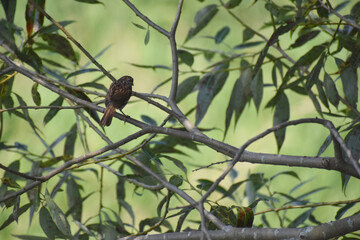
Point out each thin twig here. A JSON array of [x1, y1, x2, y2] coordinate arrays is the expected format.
[[121, 0, 170, 37], [27, 0, 117, 82]]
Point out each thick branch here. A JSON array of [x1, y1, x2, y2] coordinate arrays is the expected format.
[[126, 213, 360, 240]]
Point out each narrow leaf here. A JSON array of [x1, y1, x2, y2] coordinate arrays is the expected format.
[[176, 76, 200, 103], [250, 69, 263, 111], [324, 74, 339, 108], [273, 93, 289, 151], [45, 192, 71, 236], [31, 83, 41, 106], [336, 58, 358, 108], [43, 96, 64, 125], [186, 4, 218, 42], [64, 124, 77, 158], [215, 26, 230, 44]]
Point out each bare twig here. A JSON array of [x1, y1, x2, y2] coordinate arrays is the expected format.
[[0, 163, 40, 181], [121, 0, 170, 37], [27, 0, 117, 82]]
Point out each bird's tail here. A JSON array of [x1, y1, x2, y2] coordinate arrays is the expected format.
[[99, 105, 116, 126]]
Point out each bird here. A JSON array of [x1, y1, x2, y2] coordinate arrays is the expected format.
[[99, 76, 133, 126]]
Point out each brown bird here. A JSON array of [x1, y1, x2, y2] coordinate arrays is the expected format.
[[99, 76, 133, 126]]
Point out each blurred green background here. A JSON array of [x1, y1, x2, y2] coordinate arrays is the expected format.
[[1, 0, 359, 238]]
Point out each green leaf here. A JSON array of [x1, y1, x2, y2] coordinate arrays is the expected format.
[[41, 33, 77, 62], [270, 171, 300, 181], [250, 69, 263, 112], [308, 89, 323, 117], [37, 20, 74, 35], [66, 88, 100, 123], [316, 81, 329, 109], [196, 62, 229, 125], [176, 76, 200, 103], [243, 28, 255, 42], [178, 49, 194, 67], [224, 0, 242, 9], [288, 209, 315, 228], [323, 74, 339, 108], [186, 4, 218, 42], [45, 191, 72, 237], [31, 83, 41, 106], [12, 235, 48, 240], [66, 68, 100, 79], [0, 203, 32, 230], [144, 27, 150, 45], [336, 58, 358, 108], [169, 175, 183, 187], [39, 207, 66, 240], [273, 93, 289, 151], [284, 44, 326, 82], [0, 19, 17, 50], [306, 53, 325, 90], [225, 62, 252, 136], [317, 134, 332, 157], [25, 0, 45, 37], [290, 30, 320, 49], [66, 178, 82, 221], [233, 41, 263, 50], [132, 22, 146, 30], [1, 0, 16, 23], [215, 26, 230, 44], [343, 125, 360, 164], [64, 124, 77, 158], [197, 179, 227, 195], [43, 96, 64, 125], [74, 0, 103, 4], [162, 155, 187, 174], [335, 202, 356, 220], [141, 115, 157, 126], [20, 47, 43, 72]]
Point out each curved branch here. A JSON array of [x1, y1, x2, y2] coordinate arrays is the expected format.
[[121, 0, 170, 37]]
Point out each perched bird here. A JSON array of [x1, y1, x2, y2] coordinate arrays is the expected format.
[[99, 76, 133, 126]]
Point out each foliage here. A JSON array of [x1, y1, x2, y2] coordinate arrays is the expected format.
[[1, 0, 360, 239]]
